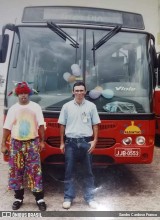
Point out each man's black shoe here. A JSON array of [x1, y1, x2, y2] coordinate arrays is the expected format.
[[36, 201, 47, 211], [12, 200, 23, 210]]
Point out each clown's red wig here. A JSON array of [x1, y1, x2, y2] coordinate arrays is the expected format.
[[15, 82, 31, 95]]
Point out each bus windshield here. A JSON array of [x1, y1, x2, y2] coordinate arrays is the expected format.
[[6, 26, 151, 113]]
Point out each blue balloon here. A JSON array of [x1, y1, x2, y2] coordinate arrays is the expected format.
[[102, 89, 114, 99]]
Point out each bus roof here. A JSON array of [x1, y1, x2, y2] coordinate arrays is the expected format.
[[22, 6, 144, 30]]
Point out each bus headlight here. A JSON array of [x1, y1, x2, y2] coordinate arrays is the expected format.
[[136, 136, 145, 145], [122, 137, 132, 145]]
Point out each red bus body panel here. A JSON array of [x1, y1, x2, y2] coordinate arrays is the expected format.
[[41, 118, 155, 165], [3, 117, 155, 165], [154, 89, 160, 135]]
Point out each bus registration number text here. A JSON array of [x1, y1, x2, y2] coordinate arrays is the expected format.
[[115, 148, 140, 157]]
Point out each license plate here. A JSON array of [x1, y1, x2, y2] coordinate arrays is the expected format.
[[115, 148, 141, 157]]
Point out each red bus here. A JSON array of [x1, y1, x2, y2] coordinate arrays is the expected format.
[[154, 80, 160, 141], [0, 6, 158, 165]]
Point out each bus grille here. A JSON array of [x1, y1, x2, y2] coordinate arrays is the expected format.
[[46, 136, 115, 149], [47, 122, 60, 128], [44, 154, 114, 165], [99, 124, 116, 130], [97, 138, 116, 148], [46, 136, 60, 147]]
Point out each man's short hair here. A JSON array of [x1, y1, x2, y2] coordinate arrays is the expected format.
[[73, 81, 86, 91]]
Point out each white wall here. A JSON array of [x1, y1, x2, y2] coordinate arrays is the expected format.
[[0, 0, 159, 92]]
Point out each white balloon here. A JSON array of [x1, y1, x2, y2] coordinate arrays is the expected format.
[[95, 86, 103, 91], [71, 64, 81, 76], [63, 72, 71, 81], [89, 89, 101, 99]]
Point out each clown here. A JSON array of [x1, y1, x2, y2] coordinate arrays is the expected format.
[[1, 81, 47, 211]]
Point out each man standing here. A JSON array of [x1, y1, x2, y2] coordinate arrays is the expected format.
[[58, 81, 100, 209], [1, 82, 47, 211]]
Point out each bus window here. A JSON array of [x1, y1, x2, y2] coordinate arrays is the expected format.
[[6, 27, 83, 109], [85, 30, 150, 113]]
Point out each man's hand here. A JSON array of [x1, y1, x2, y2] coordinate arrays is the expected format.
[[60, 143, 65, 154], [1, 129, 11, 155], [1, 143, 8, 155], [39, 141, 45, 152], [88, 140, 97, 154]]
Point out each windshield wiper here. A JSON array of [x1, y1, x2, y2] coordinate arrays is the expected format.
[[92, 25, 122, 51], [47, 21, 79, 48]]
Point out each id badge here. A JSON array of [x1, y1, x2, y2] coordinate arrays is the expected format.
[[82, 112, 88, 123]]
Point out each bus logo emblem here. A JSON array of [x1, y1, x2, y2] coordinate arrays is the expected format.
[[124, 121, 141, 134]]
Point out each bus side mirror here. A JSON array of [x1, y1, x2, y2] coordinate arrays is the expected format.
[[150, 46, 158, 69], [0, 34, 9, 63]]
